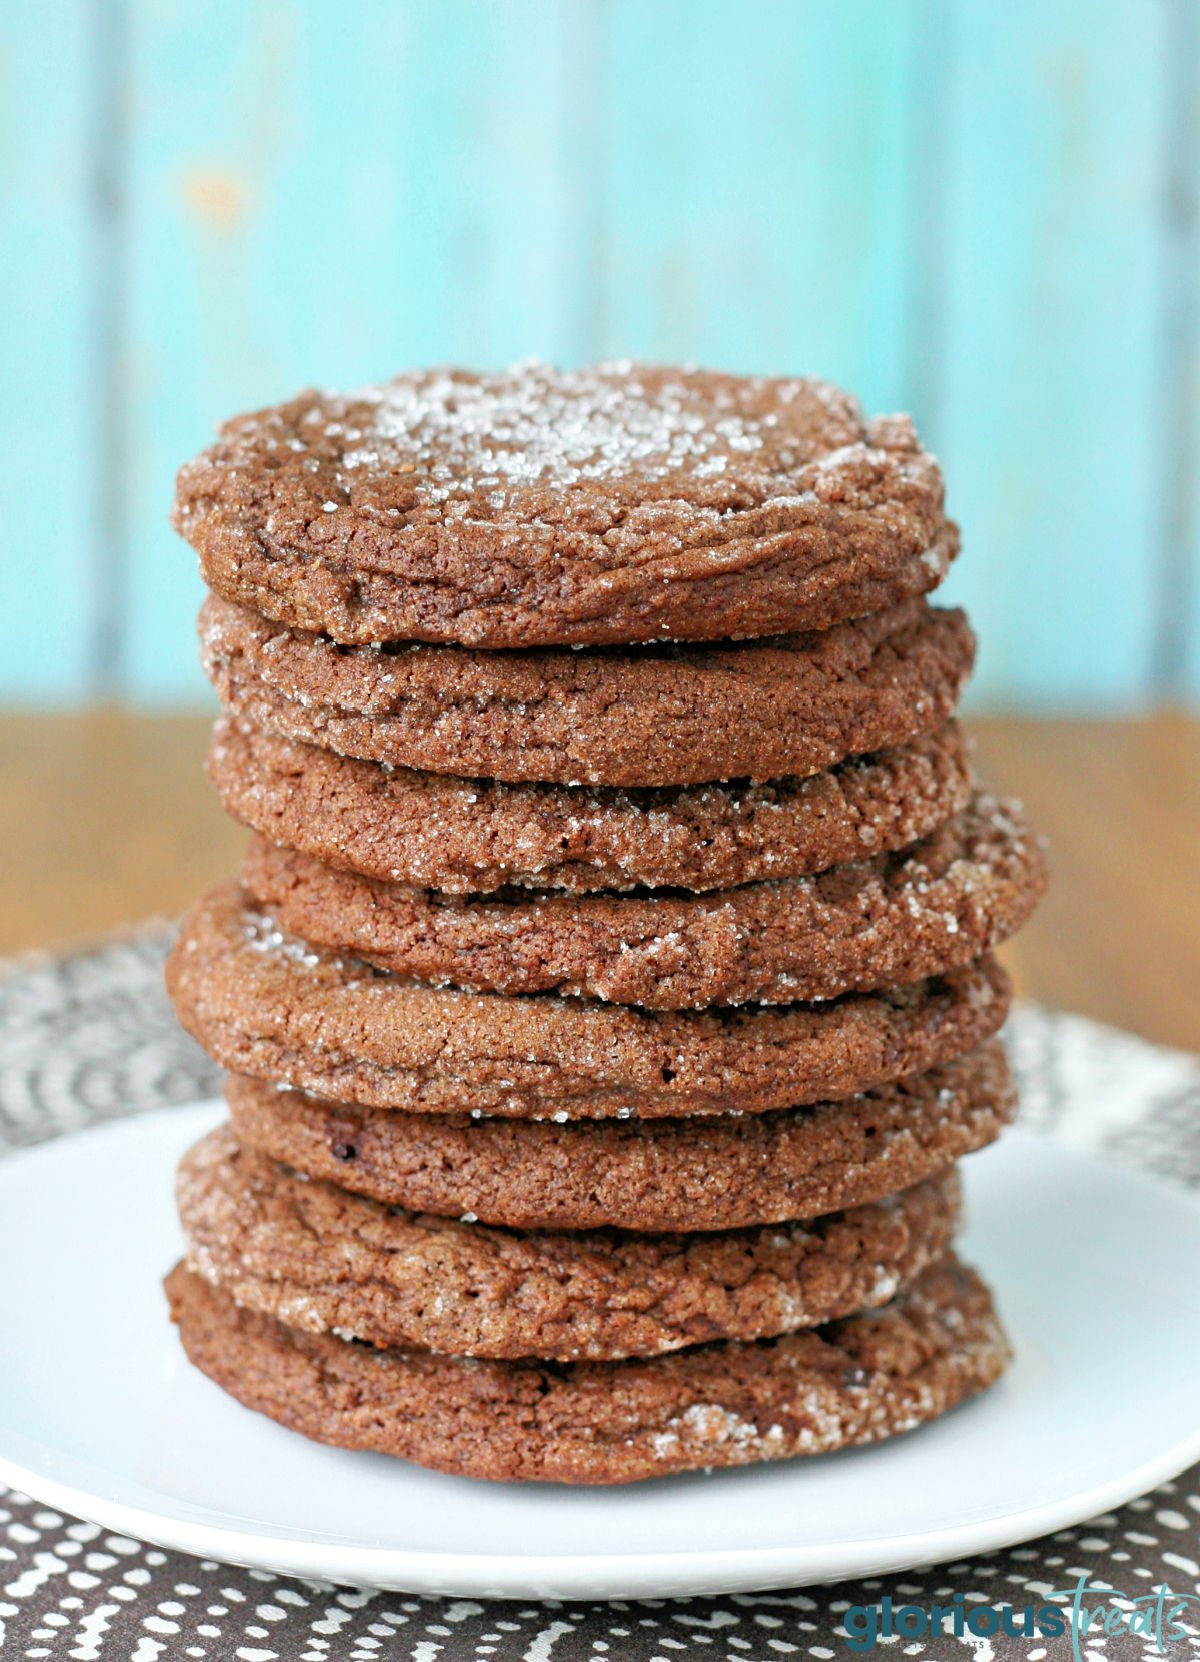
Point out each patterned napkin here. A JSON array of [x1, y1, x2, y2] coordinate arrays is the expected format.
[[1, 928, 1198, 1661]]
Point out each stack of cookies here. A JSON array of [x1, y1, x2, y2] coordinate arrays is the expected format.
[[164, 364, 1047, 1485]]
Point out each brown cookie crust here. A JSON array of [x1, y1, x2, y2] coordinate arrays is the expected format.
[[242, 793, 1047, 1008], [174, 364, 957, 650], [165, 1255, 1010, 1484], [178, 1127, 961, 1362], [226, 1041, 1015, 1231], [209, 716, 974, 895], [200, 594, 974, 787], [165, 885, 1012, 1118]]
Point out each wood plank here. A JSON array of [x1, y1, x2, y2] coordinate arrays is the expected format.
[[0, 707, 244, 957], [973, 713, 1200, 1051], [937, 0, 1168, 710], [1162, 1, 1200, 699], [0, 1, 94, 700], [7, 0, 1197, 714], [0, 711, 1195, 1055], [599, 0, 914, 410], [122, 0, 587, 700]]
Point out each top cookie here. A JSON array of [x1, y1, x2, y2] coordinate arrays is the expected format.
[[173, 363, 957, 648]]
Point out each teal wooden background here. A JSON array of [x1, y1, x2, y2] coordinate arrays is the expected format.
[[2, 0, 1198, 709]]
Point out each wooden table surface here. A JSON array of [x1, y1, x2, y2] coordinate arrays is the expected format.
[[0, 710, 1196, 1054]]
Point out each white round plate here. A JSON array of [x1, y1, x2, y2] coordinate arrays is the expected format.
[[1, 1104, 1199, 1599]]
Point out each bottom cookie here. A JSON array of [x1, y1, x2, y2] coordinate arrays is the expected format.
[[165, 1255, 1009, 1485]]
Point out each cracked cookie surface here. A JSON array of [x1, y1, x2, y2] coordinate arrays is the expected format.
[[165, 1255, 1009, 1484], [178, 1126, 961, 1361], [200, 594, 974, 787], [208, 716, 974, 895], [242, 793, 1047, 1008], [166, 886, 1012, 1118], [225, 1040, 1014, 1231]]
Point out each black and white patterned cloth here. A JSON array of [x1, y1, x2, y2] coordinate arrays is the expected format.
[[1, 928, 1198, 1661]]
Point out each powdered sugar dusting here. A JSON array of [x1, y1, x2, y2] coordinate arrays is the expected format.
[[651, 1402, 789, 1460], [241, 909, 323, 969], [336, 361, 847, 498]]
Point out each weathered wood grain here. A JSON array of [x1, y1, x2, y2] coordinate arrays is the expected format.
[[1, 1, 1197, 706]]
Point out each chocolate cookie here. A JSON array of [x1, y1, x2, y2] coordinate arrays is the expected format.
[[166, 885, 1011, 1118], [200, 594, 974, 787], [174, 363, 958, 650], [225, 1041, 1014, 1231], [178, 1127, 961, 1361], [242, 793, 1046, 1008], [209, 715, 974, 895], [165, 1255, 1009, 1484]]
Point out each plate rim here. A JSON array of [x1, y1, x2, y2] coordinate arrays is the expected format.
[[4, 1426, 1200, 1598]]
